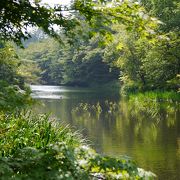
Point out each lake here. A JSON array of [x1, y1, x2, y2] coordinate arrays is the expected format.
[[31, 85, 180, 180]]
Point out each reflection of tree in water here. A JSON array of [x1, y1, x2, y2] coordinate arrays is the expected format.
[[70, 98, 180, 179], [128, 99, 179, 144], [71, 98, 179, 145], [177, 138, 180, 160]]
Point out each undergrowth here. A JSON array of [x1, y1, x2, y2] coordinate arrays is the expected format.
[[128, 91, 180, 102]]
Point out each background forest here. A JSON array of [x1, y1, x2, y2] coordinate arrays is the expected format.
[[13, 0, 180, 93]]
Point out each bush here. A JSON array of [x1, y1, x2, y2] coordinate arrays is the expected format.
[[0, 81, 34, 112]]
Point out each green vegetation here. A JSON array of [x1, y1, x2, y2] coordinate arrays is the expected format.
[[17, 35, 120, 86], [0, 0, 179, 179], [0, 0, 154, 45], [0, 112, 81, 157], [0, 41, 34, 111], [0, 111, 156, 179], [0, 42, 23, 86], [0, 81, 33, 112], [16, 0, 179, 92], [128, 91, 180, 102]]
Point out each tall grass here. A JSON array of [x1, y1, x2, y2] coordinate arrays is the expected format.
[[0, 111, 82, 157], [128, 91, 180, 102]]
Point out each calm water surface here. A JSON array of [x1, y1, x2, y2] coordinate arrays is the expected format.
[[31, 85, 180, 180]]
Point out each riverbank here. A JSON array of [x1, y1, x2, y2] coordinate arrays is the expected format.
[[0, 111, 155, 179], [127, 91, 180, 102]]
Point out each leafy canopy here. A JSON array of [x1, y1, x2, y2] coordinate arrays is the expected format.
[[0, 0, 158, 45]]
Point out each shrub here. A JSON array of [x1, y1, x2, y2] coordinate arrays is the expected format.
[[0, 81, 34, 112]]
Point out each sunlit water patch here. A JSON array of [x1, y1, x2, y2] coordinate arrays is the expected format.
[[30, 85, 93, 99]]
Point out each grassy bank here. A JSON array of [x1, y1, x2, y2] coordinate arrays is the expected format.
[[0, 111, 155, 179], [128, 91, 180, 102]]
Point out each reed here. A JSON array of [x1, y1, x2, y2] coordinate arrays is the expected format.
[[128, 91, 180, 102]]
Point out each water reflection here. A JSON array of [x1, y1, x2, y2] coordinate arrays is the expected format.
[[32, 85, 180, 180], [70, 100, 180, 180]]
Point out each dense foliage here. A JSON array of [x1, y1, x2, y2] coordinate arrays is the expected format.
[[0, 0, 154, 46], [0, 42, 23, 86], [0, 42, 34, 111], [17, 35, 120, 86], [104, 25, 179, 92], [15, 0, 179, 91], [101, 0, 180, 92], [140, 0, 180, 32]]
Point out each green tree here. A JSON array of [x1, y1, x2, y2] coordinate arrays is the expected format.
[[103, 23, 179, 92], [0, 0, 158, 46], [17, 37, 64, 85], [0, 41, 24, 87], [142, 33, 180, 90], [18, 34, 120, 86], [62, 36, 119, 86], [0, 0, 77, 45], [140, 0, 180, 32], [0, 41, 33, 111]]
